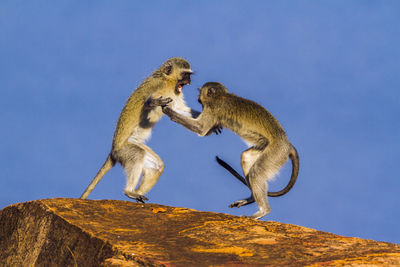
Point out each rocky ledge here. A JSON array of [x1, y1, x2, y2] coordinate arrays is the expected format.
[[0, 198, 399, 266]]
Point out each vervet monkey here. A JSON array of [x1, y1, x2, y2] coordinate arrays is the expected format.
[[161, 82, 299, 219], [80, 57, 197, 202]]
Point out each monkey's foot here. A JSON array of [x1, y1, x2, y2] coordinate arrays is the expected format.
[[148, 97, 172, 107], [134, 195, 149, 203], [250, 209, 270, 220], [229, 199, 249, 208], [123, 191, 149, 203]]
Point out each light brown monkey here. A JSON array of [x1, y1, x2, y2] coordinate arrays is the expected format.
[[161, 82, 299, 219], [80, 57, 197, 202]]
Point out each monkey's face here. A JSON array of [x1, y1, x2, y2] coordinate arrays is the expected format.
[[198, 87, 209, 105], [197, 94, 203, 106], [175, 70, 192, 94], [198, 82, 228, 104], [161, 58, 193, 95]]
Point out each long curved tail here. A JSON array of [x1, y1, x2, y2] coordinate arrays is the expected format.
[[268, 144, 299, 197], [216, 144, 299, 197], [80, 155, 115, 199]]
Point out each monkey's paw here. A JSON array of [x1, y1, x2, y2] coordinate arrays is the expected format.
[[162, 105, 173, 114], [148, 96, 173, 107], [204, 125, 223, 136], [124, 191, 149, 203], [214, 126, 223, 135], [229, 199, 248, 208]]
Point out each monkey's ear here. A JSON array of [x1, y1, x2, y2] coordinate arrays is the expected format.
[[163, 64, 173, 75], [207, 87, 216, 97]]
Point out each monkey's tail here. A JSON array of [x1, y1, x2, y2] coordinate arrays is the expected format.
[[268, 144, 299, 197], [80, 155, 115, 199], [216, 156, 249, 187], [216, 144, 299, 197]]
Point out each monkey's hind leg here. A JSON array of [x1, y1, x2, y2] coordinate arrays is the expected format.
[[229, 148, 260, 209], [117, 144, 148, 203], [248, 151, 284, 219], [248, 172, 270, 220], [135, 145, 165, 197]]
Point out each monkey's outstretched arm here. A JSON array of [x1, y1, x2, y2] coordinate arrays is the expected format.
[[206, 124, 223, 135], [162, 106, 214, 136], [154, 99, 221, 135], [169, 97, 202, 119]]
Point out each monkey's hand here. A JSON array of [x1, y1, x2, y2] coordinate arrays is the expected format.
[[147, 96, 173, 108], [205, 124, 223, 136], [213, 125, 223, 135], [162, 105, 174, 115]]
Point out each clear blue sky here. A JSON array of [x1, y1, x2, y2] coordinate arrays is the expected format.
[[1, 1, 399, 244]]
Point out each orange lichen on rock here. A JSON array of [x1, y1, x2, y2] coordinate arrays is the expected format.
[[151, 207, 167, 213], [191, 245, 254, 257], [1, 198, 399, 266]]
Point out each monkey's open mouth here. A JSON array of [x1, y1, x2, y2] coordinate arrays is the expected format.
[[175, 79, 190, 94]]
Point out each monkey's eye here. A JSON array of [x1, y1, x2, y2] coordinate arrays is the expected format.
[[182, 72, 191, 79]]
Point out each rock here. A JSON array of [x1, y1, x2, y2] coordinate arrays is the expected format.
[[1, 198, 399, 266]]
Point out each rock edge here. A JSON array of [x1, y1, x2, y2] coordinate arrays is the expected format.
[[1, 198, 399, 266]]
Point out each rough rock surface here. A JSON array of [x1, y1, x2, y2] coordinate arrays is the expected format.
[[0, 198, 399, 266]]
